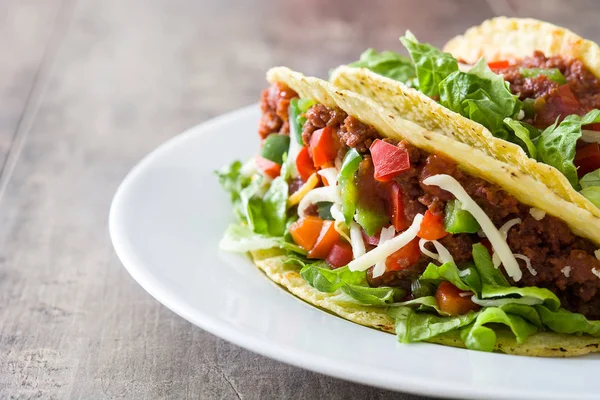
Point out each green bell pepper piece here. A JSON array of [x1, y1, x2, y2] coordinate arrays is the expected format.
[[261, 134, 290, 165], [289, 98, 316, 145], [339, 149, 362, 224], [444, 199, 480, 234], [519, 67, 566, 84]]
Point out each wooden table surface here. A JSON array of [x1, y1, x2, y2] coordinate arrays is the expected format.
[[1, 0, 599, 398]]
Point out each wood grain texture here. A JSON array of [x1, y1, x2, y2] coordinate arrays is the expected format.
[[0, 0, 598, 398]]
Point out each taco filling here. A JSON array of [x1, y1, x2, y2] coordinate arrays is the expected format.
[[340, 31, 600, 204], [217, 77, 600, 354]]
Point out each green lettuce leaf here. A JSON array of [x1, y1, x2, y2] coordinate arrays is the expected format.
[[400, 31, 458, 97], [460, 307, 538, 352], [480, 285, 560, 311], [420, 262, 476, 292], [219, 224, 306, 254], [348, 49, 416, 85], [503, 118, 540, 158], [536, 306, 600, 336], [471, 243, 510, 287], [499, 303, 543, 328], [389, 306, 478, 342], [537, 109, 600, 188], [580, 187, 600, 208], [262, 175, 288, 236], [581, 169, 600, 188], [439, 58, 521, 141], [298, 262, 405, 306], [215, 160, 253, 221]]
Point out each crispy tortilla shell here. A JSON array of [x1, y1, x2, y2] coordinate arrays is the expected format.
[[251, 249, 600, 357]]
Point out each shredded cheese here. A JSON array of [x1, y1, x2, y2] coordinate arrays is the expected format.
[[349, 222, 366, 259], [458, 291, 473, 298], [561, 266, 571, 278], [515, 254, 536, 276], [592, 268, 600, 280], [318, 167, 338, 187], [529, 208, 546, 221], [595, 250, 600, 260], [296, 185, 340, 217], [458, 268, 471, 277], [493, 218, 521, 269], [418, 239, 454, 265], [516, 110, 525, 120], [372, 226, 396, 278], [287, 173, 319, 207], [423, 175, 522, 281], [348, 214, 424, 272]]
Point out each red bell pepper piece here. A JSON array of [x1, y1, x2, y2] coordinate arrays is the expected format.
[[370, 139, 410, 182], [385, 238, 421, 271], [326, 241, 353, 269], [487, 60, 510, 70], [308, 221, 340, 259], [388, 183, 409, 231], [309, 127, 337, 168], [256, 156, 281, 179], [435, 282, 480, 315], [296, 146, 316, 182], [417, 210, 448, 240]]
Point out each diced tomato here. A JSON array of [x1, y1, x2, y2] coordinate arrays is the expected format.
[[417, 210, 448, 240], [289, 216, 324, 251], [308, 221, 340, 259], [535, 84, 582, 128], [369, 139, 410, 182], [585, 123, 600, 131], [388, 183, 409, 231], [256, 156, 281, 179], [435, 282, 480, 315], [385, 238, 421, 271], [575, 142, 600, 161], [361, 229, 380, 246], [326, 241, 353, 268], [487, 60, 510, 70], [296, 146, 316, 182], [575, 142, 600, 177], [309, 127, 337, 168]]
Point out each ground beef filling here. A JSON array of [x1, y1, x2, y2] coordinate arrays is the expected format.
[[498, 51, 600, 127], [300, 102, 600, 319], [258, 82, 298, 139]]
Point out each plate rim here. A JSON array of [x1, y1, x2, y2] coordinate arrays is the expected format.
[[109, 104, 597, 400]]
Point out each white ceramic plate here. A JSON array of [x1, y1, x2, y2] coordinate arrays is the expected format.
[[109, 105, 598, 400]]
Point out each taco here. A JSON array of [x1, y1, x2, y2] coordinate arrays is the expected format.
[[217, 63, 600, 357]]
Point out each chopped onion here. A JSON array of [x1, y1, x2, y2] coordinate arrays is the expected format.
[[458, 268, 471, 277], [592, 268, 600, 279], [418, 239, 454, 265], [318, 167, 338, 187], [582, 130, 600, 144], [349, 222, 366, 259], [595, 250, 600, 260], [561, 266, 571, 278], [372, 226, 396, 278], [529, 207, 546, 221], [423, 175, 522, 281], [348, 214, 424, 272], [297, 186, 340, 217], [515, 254, 536, 276]]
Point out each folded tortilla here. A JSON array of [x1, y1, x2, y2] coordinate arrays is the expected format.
[[329, 18, 600, 242], [252, 66, 600, 356]]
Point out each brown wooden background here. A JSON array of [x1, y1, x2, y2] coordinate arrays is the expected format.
[[1, 0, 599, 398]]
